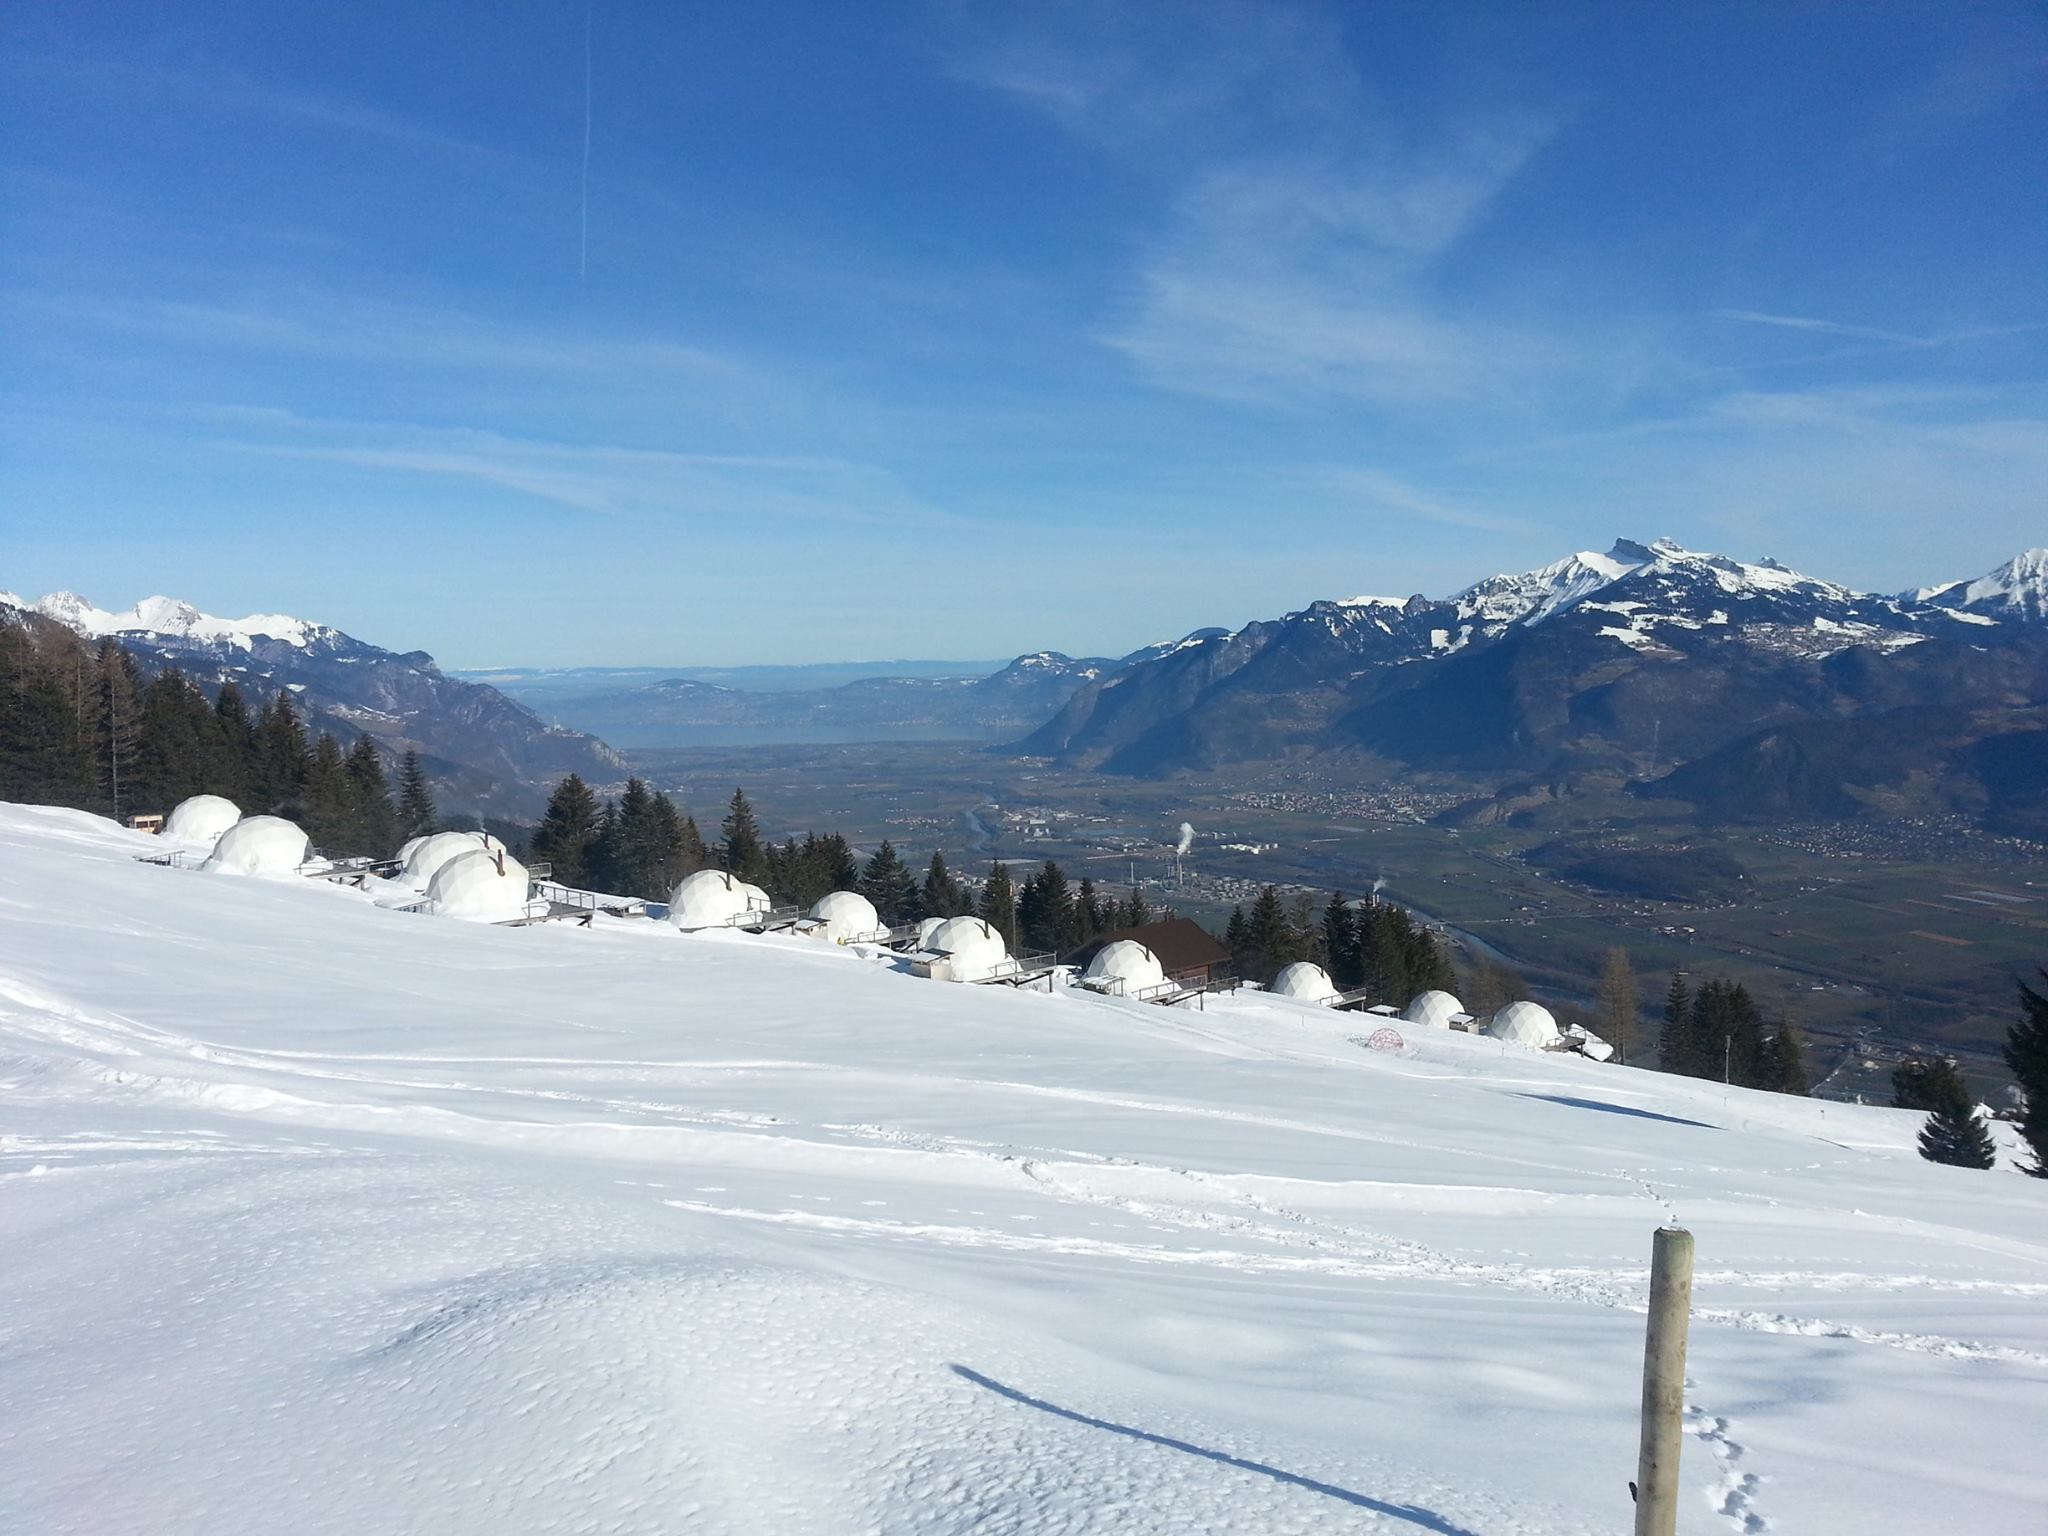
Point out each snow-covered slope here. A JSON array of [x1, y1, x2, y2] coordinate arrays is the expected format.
[[3, 802, 2045, 1535]]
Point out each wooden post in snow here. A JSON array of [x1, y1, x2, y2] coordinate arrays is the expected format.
[[1633, 1226, 1694, 1536]]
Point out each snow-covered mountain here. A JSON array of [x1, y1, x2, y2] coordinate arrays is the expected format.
[[5, 801, 2044, 1535], [3, 588, 624, 815], [1017, 541, 2048, 800], [1908, 547, 2048, 625]]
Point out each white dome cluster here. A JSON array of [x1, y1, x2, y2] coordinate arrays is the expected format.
[[399, 832, 505, 890]]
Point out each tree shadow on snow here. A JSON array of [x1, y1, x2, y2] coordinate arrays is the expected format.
[[949, 1366, 1483, 1535], [1516, 1092, 1715, 1129]]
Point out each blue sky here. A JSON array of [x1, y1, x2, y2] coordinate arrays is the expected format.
[[3, 2, 2044, 667]]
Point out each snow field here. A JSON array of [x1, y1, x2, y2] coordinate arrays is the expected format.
[[2, 802, 2045, 1534]]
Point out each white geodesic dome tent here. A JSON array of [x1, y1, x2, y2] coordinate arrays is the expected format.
[[1083, 940, 1165, 993], [162, 794, 241, 848], [1401, 990, 1464, 1029], [1270, 961, 1339, 1003], [400, 831, 504, 889], [425, 848, 531, 923], [1486, 1000, 1562, 1050], [807, 889, 884, 944], [396, 834, 427, 867], [915, 916, 948, 949], [668, 870, 770, 931], [921, 915, 1011, 983], [204, 815, 309, 876]]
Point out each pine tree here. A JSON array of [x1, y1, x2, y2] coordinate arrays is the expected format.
[[921, 853, 970, 919], [1224, 905, 1249, 975], [1764, 1019, 1809, 1096], [301, 733, 353, 850], [207, 682, 254, 800], [343, 736, 398, 856], [0, 623, 94, 806], [612, 777, 659, 897], [1018, 861, 1076, 955], [1122, 885, 1151, 929], [859, 840, 919, 924], [1322, 893, 1360, 989], [1245, 886, 1289, 985], [250, 692, 311, 816], [1075, 877, 1107, 943], [979, 861, 1017, 949], [645, 792, 698, 896], [395, 750, 436, 839], [721, 788, 766, 882], [92, 639, 143, 818], [1891, 1057, 1947, 1111], [1915, 1058, 1997, 1169], [1658, 972, 1693, 1075], [1596, 948, 1639, 1064], [2006, 973, 2048, 1177], [530, 774, 600, 888], [131, 669, 211, 812]]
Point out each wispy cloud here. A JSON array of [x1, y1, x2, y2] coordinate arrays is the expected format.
[[1712, 309, 2048, 351], [953, 3, 1565, 409], [205, 412, 968, 531], [10, 53, 493, 158]]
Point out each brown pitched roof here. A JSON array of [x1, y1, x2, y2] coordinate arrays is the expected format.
[[1068, 916, 1230, 978]]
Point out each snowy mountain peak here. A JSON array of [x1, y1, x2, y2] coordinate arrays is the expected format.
[[1911, 548, 2048, 622], [26, 590, 318, 650]]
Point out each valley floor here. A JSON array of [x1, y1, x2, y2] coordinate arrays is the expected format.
[[2, 803, 2044, 1534]]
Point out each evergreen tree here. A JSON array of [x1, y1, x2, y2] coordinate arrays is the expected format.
[[343, 736, 398, 856], [1323, 893, 1360, 989], [921, 853, 971, 918], [1890, 1057, 1947, 1111], [1018, 861, 1076, 955], [1224, 905, 1250, 975], [131, 669, 211, 811], [207, 682, 253, 800], [530, 774, 601, 888], [586, 801, 623, 893], [1596, 947, 1639, 1064], [0, 624, 94, 806], [1286, 893, 1322, 969], [979, 861, 1018, 948], [611, 777, 660, 896], [2006, 973, 2048, 1177], [395, 750, 436, 839], [1466, 957, 1525, 1019], [1658, 972, 1693, 1074], [819, 833, 860, 892], [859, 840, 919, 924], [301, 733, 353, 850], [249, 692, 311, 816], [644, 792, 699, 896], [1121, 885, 1152, 929], [1400, 916, 1455, 996], [92, 639, 143, 817], [1915, 1057, 1997, 1169], [1075, 877, 1108, 943], [1764, 1018, 1810, 1096], [1245, 886, 1289, 985], [721, 788, 766, 882]]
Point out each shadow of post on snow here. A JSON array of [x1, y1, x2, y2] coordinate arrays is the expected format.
[[949, 1365, 1483, 1535]]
